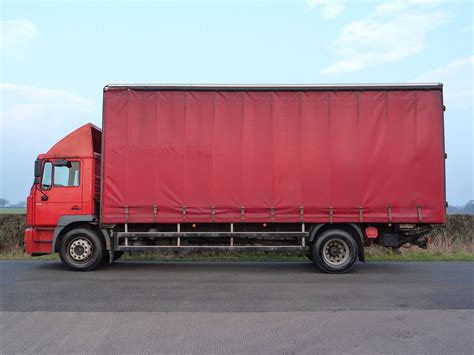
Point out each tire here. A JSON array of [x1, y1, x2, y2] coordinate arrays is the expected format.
[[59, 227, 105, 271], [311, 229, 358, 273]]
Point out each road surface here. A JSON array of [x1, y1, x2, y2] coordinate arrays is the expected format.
[[1, 260, 473, 354]]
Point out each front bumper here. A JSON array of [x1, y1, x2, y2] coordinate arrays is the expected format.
[[24, 227, 54, 255]]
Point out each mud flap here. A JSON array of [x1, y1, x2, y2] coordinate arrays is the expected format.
[[383, 233, 399, 248]]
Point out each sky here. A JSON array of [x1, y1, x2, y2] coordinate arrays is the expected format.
[[0, 0, 473, 206]]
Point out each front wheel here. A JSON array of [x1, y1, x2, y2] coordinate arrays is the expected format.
[[311, 229, 358, 273], [59, 227, 105, 271]]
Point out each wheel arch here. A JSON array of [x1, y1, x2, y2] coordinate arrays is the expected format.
[[52, 215, 111, 253], [309, 223, 365, 262]]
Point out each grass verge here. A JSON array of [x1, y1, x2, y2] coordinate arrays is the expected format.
[[0, 208, 26, 214]]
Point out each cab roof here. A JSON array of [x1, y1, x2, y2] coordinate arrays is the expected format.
[[39, 123, 101, 159]]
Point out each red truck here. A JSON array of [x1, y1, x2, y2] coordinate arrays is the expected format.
[[25, 84, 446, 273]]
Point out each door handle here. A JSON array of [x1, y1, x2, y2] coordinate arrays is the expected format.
[[71, 205, 81, 211]]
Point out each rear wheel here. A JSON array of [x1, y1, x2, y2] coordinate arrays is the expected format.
[[59, 227, 105, 271], [311, 229, 358, 273]]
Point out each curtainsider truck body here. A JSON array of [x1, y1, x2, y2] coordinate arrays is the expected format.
[[25, 84, 446, 273]]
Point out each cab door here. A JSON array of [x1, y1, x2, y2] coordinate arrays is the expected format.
[[35, 160, 83, 227]]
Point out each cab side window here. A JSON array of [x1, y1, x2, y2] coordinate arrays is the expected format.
[[54, 162, 80, 187], [41, 162, 53, 190]]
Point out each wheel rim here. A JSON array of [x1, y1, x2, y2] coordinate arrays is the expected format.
[[322, 238, 350, 266], [68, 237, 93, 262]]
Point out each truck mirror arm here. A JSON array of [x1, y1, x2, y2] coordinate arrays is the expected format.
[[34, 184, 49, 201]]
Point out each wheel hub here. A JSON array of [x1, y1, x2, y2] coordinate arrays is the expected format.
[[74, 245, 85, 255], [329, 246, 340, 257], [322, 238, 350, 266], [69, 238, 93, 262]]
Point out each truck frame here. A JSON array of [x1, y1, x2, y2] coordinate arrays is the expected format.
[[25, 84, 446, 273]]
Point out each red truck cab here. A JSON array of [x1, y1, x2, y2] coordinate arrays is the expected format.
[[25, 124, 102, 255]]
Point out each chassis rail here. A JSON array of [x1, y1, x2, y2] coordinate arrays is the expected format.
[[115, 231, 309, 252]]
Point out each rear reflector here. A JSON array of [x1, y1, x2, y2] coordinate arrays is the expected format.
[[365, 226, 378, 239]]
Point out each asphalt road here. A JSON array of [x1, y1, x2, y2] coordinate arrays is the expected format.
[[1, 260, 473, 354]]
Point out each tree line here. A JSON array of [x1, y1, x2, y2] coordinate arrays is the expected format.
[[0, 199, 26, 208]]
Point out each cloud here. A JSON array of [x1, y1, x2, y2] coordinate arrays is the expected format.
[[0, 19, 38, 55], [0, 83, 99, 201], [412, 56, 474, 109], [0, 82, 97, 144], [374, 0, 442, 15], [462, 25, 473, 33], [307, 0, 346, 20], [1, 83, 95, 123], [321, 0, 448, 74]]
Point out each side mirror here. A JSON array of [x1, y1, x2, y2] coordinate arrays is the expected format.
[[54, 159, 72, 168], [34, 159, 42, 184], [34, 159, 43, 177]]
